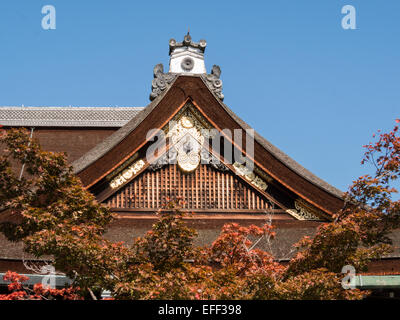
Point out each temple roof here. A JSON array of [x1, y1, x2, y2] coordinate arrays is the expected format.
[[71, 75, 344, 215], [0, 106, 144, 127], [0, 35, 345, 217]]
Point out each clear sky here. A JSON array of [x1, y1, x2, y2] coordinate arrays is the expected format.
[[0, 1, 399, 193]]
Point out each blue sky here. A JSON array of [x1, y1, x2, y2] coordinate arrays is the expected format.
[[0, 1, 399, 192]]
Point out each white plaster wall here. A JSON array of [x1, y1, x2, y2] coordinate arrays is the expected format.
[[169, 47, 206, 74]]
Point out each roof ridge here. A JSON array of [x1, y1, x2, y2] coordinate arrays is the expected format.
[[72, 75, 343, 207], [0, 106, 144, 109], [0, 106, 145, 128]]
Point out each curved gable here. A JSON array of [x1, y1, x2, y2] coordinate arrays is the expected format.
[[72, 75, 344, 217]]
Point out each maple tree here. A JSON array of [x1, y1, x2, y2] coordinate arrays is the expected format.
[[281, 119, 400, 298], [0, 128, 116, 298], [0, 271, 81, 300], [0, 120, 399, 300]]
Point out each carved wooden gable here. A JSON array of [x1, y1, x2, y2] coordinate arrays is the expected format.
[[103, 103, 275, 212], [105, 163, 273, 212], [93, 101, 328, 221]]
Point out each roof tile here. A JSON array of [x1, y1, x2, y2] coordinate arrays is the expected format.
[[0, 106, 144, 127]]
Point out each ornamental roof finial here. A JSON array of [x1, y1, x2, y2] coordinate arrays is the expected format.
[[150, 33, 224, 101], [168, 32, 207, 74], [169, 33, 206, 55]]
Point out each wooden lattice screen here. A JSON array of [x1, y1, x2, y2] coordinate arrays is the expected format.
[[105, 164, 272, 211]]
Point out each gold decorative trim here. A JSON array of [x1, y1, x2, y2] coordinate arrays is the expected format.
[[166, 109, 206, 173], [110, 159, 146, 189], [105, 153, 139, 182], [286, 199, 322, 220], [254, 167, 273, 183], [233, 162, 268, 191]]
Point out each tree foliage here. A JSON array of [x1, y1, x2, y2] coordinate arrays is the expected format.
[[0, 120, 399, 300], [0, 271, 81, 300]]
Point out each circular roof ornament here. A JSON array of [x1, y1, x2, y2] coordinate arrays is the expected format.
[[199, 39, 207, 48], [180, 116, 194, 128], [181, 57, 194, 72]]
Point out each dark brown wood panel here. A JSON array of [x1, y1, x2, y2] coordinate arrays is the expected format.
[[78, 83, 188, 187], [32, 127, 117, 162], [1, 127, 117, 163], [105, 164, 273, 211]]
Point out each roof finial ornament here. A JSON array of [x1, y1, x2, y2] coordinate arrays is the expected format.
[[203, 65, 224, 101], [183, 30, 192, 46], [150, 33, 224, 101], [149, 64, 176, 101], [168, 33, 207, 74], [169, 33, 206, 56]]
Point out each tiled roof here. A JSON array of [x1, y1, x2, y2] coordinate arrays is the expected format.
[[0, 106, 144, 127], [71, 75, 344, 200]]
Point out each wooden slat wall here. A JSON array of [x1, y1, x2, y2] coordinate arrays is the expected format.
[[106, 164, 271, 210]]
